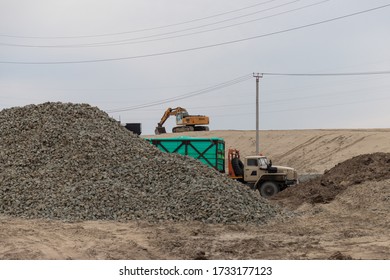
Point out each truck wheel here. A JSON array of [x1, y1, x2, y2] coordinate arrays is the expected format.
[[259, 181, 279, 198], [231, 158, 244, 176]]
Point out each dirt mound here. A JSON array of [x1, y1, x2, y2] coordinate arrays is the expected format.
[[0, 102, 283, 224], [272, 152, 390, 208]]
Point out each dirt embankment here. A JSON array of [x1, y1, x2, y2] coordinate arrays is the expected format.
[[273, 152, 390, 209]]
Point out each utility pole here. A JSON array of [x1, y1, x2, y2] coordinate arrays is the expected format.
[[253, 73, 263, 154]]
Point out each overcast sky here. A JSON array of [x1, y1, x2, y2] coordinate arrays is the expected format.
[[1, 0, 390, 135]]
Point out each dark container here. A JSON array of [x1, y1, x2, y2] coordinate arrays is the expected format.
[[125, 123, 142, 135]]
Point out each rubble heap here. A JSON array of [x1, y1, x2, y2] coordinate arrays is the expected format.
[[274, 152, 390, 207], [0, 102, 284, 224]]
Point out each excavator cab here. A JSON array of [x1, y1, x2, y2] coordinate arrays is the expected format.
[[175, 111, 189, 125]]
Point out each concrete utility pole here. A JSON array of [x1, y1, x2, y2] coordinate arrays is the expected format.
[[253, 73, 263, 154]]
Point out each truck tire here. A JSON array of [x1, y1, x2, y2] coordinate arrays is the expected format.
[[231, 158, 244, 176], [259, 181, 279, 198]]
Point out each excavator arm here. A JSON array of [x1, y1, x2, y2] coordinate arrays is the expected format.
[[155, 107, 188, 134]]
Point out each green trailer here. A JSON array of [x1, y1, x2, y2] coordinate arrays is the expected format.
[[146, 136, 225, 172]]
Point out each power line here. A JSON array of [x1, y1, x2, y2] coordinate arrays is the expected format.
[[194, 92, 390, 118], [107, 71, 390, 114], [262, 95, 390, 114], [0, 0, 279, 39], [120, 91, 390, 120], [105, 74, 252, 113], [262, 70, 390, 76], [94, 0, 303, 46], [1, 3, 389, 64], [171, 80, 390, 110], [90, 0, 328, 48], [0, 0, 306, 48]]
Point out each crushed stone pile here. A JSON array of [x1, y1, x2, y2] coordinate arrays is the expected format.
[[0, 102, 284, 224], [273, 152, 390, 207]]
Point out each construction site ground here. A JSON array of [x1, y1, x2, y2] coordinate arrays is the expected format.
[[1, 129, 389, 260]]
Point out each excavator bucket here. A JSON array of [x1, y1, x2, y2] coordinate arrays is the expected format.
[[155, 126, 166, 135]]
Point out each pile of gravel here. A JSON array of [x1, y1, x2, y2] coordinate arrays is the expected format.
[[0, 102, 284, 224]]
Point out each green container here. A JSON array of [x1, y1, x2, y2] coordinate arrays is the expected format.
[[146, 136, 225, 172]]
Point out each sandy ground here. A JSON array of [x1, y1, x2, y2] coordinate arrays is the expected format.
[[1, 129, 389, 260]]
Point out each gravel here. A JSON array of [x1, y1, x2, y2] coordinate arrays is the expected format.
[[0, 102, 285, 224]]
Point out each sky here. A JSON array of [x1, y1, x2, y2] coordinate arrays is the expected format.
[[1, 0, 390, 135]]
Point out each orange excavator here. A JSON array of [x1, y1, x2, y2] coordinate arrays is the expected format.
[[155, 107, 210, 134]]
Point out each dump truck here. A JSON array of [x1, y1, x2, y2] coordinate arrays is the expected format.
[[147, 136, 298, 197], [228, 148, 298, 197], [155, 107, 209, 134]]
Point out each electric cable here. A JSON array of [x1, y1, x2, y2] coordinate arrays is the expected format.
[[0, 0, 306, 48], [1, 3, 388, 64], [0, 0, 279, 39], [89, 0, 327, 48], [105, 74, 252, 113], [262, 70, 390, 76], [261, 94, 390, 113]]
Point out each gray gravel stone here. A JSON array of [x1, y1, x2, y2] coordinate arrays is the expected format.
[[0, 102, 285, 224]]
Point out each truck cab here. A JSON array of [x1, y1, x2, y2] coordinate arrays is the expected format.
[[228, 149, 298, 198]]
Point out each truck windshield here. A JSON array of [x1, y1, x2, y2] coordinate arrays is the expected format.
[[258, 157, 268, 168]]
